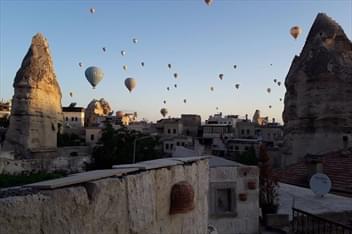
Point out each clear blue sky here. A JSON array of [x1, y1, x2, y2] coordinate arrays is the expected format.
[[1, 0, 351, 123]]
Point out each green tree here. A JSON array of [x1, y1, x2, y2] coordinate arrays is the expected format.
[[90, 125, 162, 169], [237, 146, 258, 165]]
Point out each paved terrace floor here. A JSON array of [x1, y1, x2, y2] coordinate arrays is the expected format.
[[278, 183, 352, 220]]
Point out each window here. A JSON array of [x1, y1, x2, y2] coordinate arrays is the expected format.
[[176, 142, 180, 146], [235, 146, 239, 151], [75, 117, 78, 121], [210, 182, 237, 217], [167, 129, 171, 134], [246, 129, 250, 134], [244, 146, 248, 151], [182, 142, 185, 146], [170, 144, 174, 150], [90, 134, 95, 141], [165, 144, 169, 150], [71, 117, 74, 121], [65, 117, 68, 121], [173, 129, 176, 134], [241, 129, 244, 135]]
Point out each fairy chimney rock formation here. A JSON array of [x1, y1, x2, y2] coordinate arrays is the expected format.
[[3, 33, 63, 159], [85, 98, 112, 127], [282, 13, 352, 166]]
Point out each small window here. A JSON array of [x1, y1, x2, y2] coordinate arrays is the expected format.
[[65, 117, 68, 121], [176, 142, 180, 146], [170, 144, 174, 149], [210, 182, 237, 217], [165, 144, 169, 150], [168, 129, 171, 134], [246, 129, 250, 134], [71, 117, 74, 121], [173, 129, 176, 134], [75, 117, 78, 121], [182, 142, 185, 146], [235, 146, 239, 150], [90, 134, 94, 141], [241, 129, 244, 135], [244, 146, 248, 151]]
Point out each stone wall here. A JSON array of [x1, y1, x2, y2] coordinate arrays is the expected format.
[[0, 158, 209, 234], [208, 165, 259, 234]]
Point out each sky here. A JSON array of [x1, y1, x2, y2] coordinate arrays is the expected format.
[[0, 0, 351, 123]]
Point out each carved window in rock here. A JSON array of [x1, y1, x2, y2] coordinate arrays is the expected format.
[[209, 182, 237, 217]]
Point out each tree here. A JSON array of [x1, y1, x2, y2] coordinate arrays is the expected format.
[[90, 125, 162, 169], [259, 144, 279, 215], [237, 146, 258, 165]]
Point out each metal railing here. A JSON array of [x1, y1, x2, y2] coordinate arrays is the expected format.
[[292, 208, 352, 234]]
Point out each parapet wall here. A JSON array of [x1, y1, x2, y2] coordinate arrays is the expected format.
[[0, 157, 209, 234]]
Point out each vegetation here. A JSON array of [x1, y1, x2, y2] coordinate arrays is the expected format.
[[90, 124, 162, 169], [258, 144, 279, 214], [0, 172, 65, 188], [57, 132, 84, 146], [236, 146, 258, 165]]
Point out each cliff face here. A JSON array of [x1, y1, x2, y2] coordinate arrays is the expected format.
[[84, 98, 111, 127], [3, 33, 63, 159], [282, 13, 352, 166]]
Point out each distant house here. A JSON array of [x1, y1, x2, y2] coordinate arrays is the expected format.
[[85, 127, 102, 147], [62, 106, 85, 129]]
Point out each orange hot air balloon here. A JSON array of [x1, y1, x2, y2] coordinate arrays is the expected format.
[[290, 26, 302, 39]]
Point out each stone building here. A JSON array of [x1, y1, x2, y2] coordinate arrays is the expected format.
[[62, 105, 85, 129], [3, 33, 63, 159], [282, 13, 352, 166], [208, 156, 259, 234]]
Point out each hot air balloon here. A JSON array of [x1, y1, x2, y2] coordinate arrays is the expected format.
[[160, 108, 168, 117], [210, 86, 214, 91], [69, 92, 73, 98], [279, 98, 282, 102], [102, 47, 106, 52], [85, 66, 104, 89], [163, 100, 166, 104], [174, 73, 178, 79], [90, 8, 95, 14], [269, 105, 272, 109], [233, 65, 237, 69], [121, 50, 126, 56], [123, 65, 128, 71], [168, 64, 172, 69], [216, 107, 219, 110], [174, 84, 177, 88], [290, 26, 302, 39], [277, 81, 281, 86], [167, 87, 170, 91], [141, 62, 145, 67], [125, 78, 137, 92], [273, 79, 277, 83], [204, 0, 213, 6], [183, 99, 187, 103], [267, 88, 271, 93], [78, 62, 83, 67], [235, 84, 240, 89], [132, 38, 138, 44], [270, 64, 273, 66], [219, 74, 224, 80]]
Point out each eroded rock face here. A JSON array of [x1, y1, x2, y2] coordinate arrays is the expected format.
[[84, 98, 111, 127], [282, 13, 352, 166], [3, 33, 63, 159]]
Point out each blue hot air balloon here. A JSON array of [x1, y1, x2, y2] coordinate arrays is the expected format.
[[85, 66, 104, 89]]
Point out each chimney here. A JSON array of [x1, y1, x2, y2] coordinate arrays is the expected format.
[[304, 154, 324, 181]]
